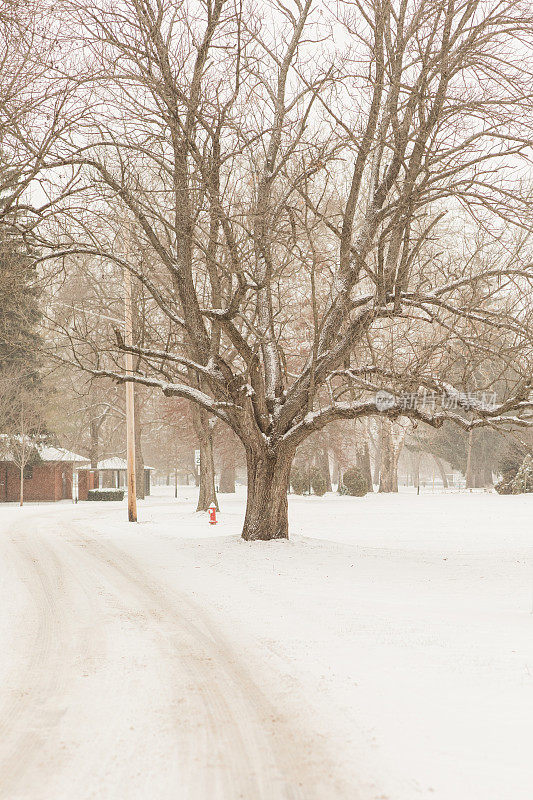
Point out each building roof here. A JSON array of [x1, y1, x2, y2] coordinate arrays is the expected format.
[[96, 457, 155, 471], [96, 457, 128, 471], [38, 445, 88, 463], [0, 437, 86, 464]]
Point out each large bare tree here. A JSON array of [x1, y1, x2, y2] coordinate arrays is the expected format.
[[37, 0, 533, 538]]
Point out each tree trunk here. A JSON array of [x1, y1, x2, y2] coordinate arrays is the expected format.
[[318, 447, 332, 492], [357, 440, 373, 493], [89, 419, 99, 469], [373, 438, 381, 485], [379, 419, 406, 493], [197, 432, 218, 511], [465, 429, 474, 488], [219, 449, 236, 493], [192, 407, 218, 511], [379, 419, 396, 492], [433, 455, 448, 488], [242, 449, 292, 540], [391, 449, 400, 492], [19, 465, 24, 506]]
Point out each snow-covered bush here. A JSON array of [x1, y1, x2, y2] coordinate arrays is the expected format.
[[87, 488, 125, 501], [510, 454, 533, 494], [340, 467, 367, 497]]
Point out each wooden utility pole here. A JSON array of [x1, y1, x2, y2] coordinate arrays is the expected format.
[[124, 257, 137, 522]]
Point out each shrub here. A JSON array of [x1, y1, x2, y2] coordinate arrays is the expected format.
[[88, 488, 125, 501], [498, 445, 528, 480], [290, 466, 309, 495], [340, 467, 367, 497], [494, 479, 513, 495], [511, 454, 533, 494], [309, 467, 327, 496], [495, 446, 531, 494]]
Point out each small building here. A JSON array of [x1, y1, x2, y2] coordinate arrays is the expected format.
[[92, 457, 153, 496], [0, 446, 87, 503]]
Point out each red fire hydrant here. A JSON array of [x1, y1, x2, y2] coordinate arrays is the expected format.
[[208, 503, 217, 524]]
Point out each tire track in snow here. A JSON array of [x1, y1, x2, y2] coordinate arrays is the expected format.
[[0, 511, 356, 799], [65, 529, 344, 799], [0, 519, 104, 799]]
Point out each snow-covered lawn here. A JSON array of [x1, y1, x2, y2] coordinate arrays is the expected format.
[[1, 487, 532, 799]]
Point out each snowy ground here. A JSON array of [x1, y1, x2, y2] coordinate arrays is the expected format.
[[1, 487, 532, 800]]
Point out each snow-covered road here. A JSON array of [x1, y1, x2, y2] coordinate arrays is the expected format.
[[0, 504, 351, 799], [1, 488, 533, 799]]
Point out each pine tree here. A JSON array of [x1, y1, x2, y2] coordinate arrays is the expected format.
[[0, 186, 43, 438], [511, 455, 533, 494], [0, 207, 42, 388]]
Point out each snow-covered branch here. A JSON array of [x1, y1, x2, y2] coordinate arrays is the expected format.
[[283, 392, 533, 448], [87, 369, 236, 427]]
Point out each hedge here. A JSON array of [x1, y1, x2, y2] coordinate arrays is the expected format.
[[87, 488, 125, 501]]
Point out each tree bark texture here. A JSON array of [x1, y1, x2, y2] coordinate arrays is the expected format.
[[357, 440, 373, 493], [192, 407, 218, 511], [379, 418, 405, 493], [197, 435, 218, 510], [219, 449, 236, 493], [241, 449, 292, 540]]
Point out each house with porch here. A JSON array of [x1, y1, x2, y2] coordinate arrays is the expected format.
[[77, 457, 154, 499]]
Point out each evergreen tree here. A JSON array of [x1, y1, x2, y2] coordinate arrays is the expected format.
[[0, 204, 42, 388], [511, 455, 533, 494], [0, 184, 43, 440]]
